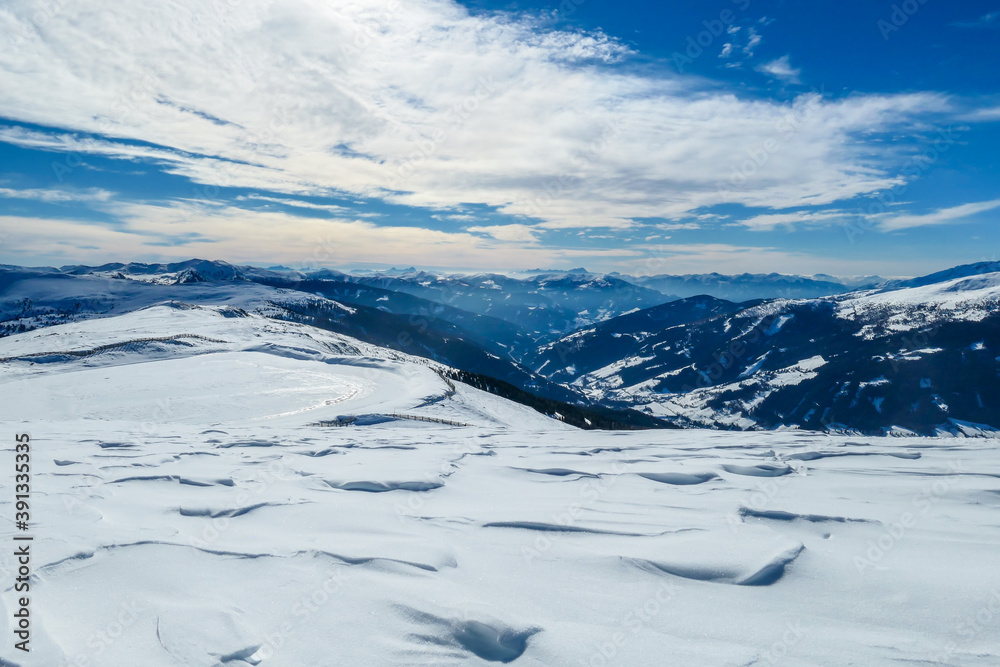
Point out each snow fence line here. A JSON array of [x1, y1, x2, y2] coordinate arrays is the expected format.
[[311, 413, 473, 428], [414, 370, 458, 408]]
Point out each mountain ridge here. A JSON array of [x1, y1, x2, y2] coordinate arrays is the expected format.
[[4, 258, 998, 435]]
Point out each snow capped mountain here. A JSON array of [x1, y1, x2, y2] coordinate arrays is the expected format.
[[537, 266, 1000, 435], [530, 295, 746, 382], [47, 260, 900, 336], [61, 258, 249, 281], [874, 260, 1000, 291], [0, 265, 658, 428], [619, 272, 858, 301], [35, 260, 678, 340], [4, 258, 1000, 436], [0, 265, 288, 336]]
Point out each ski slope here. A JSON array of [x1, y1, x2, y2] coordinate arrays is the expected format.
[[1, 305, 999, 665]]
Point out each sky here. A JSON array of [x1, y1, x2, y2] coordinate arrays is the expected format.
[[0, 0, 999, 277]]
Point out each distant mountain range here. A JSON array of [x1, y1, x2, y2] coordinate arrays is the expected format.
[[27, 258, 896, 308], [617, 272, 869, 301], [2, 258, 997, 435]]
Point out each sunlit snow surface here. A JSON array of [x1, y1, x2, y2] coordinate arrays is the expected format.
[[2, 307, 1000, 665]]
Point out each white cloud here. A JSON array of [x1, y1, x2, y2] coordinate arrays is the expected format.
[[465, 224, 541, 243], [959, 106, 1000, 122], [657, 221, 700, 230], [717, 25, 761, 64], [0, 0, 955, 233], [756, 55, 801, 84], [235, 194, 375, 217], [0, 187, 114, 203], [433, 213, 479, 222], [739, 209, 848, 231], [879, 199, 1000, 231], [0, 199, 638, 270]]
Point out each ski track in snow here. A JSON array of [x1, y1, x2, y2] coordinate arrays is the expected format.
[[0, 307, 999, 665]]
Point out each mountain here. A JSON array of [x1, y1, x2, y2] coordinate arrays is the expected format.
[[619, 272, 855, 301], [269, 297, 587, 405], [53, 260, 679, 339], [334, 270, 676, 337], [248, 277, 538, 359], [0, 265, 660, 428], [7, 257, 999, 436], [60, 258, 248, 280], [875, 260, 1000, 291], [0, 265, 276, 334], [57, 260, 886, 334], [543, 267, 1000, 435], [530, 295, 747, 382], [0, 266, 549, 391]]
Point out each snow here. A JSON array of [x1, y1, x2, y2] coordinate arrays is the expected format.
[[635, 356, 830, 428], [888, 347, 944, 362], [795, 355, 826, 372], [1, 298, 999, 665], [837, 271, 1000, 330], [0, 271, 355, 335], [768, 357, 825, 388], [0, 305, 563, 432], [765, 314, 794, 336], [588, 355, 656, 382], [738, 351, 770, 378], [5, 420, 1000, 664]]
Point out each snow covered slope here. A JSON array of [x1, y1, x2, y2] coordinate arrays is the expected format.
[[0, 267, 305, 335], [0, 304, 569, 431], [838, 270, 1000, 330], [2, 419, 999, 664]]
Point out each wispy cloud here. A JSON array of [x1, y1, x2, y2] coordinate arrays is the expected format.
[[433, 213, 479, 222], [952, 11, 1000, 28], [0, 187, 115, 203], [739, 209, 847, 231], [466, 224, 541, 243], [879, 199, 1000, 231], [718, 25, 763, 65], [959, 106, 1000, 122], [756, 55, 801, 84], [236, 194, 378, 217], [0, 0, 960, 235]]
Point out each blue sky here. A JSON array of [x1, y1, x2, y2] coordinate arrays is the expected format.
[[0, 0, 998, 276]]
